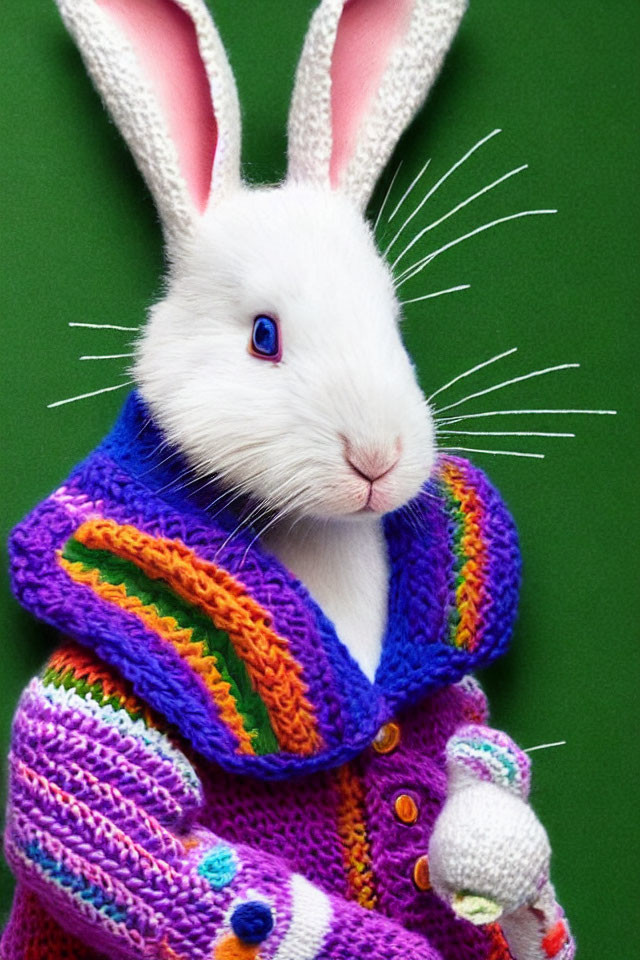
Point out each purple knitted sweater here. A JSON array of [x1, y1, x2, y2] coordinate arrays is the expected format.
[[2, 394, 569, 960]]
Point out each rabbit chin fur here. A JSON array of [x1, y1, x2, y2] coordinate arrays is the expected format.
[[134, 182, 436, 679]]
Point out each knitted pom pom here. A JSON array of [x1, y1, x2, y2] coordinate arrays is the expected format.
[[198, 844, 238, 890], [230, 901, 274, 945]]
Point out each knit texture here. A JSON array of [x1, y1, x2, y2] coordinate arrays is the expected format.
[[2, 394, 574, 959], [55, 0, 241, 246], [4, 646, 506, 960], [7, 392, 521, 780], [446, 725, 532, 799], [288, 0, 468, 208]]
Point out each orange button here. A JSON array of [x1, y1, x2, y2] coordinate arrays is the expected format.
[[394, 794, 418, 825], [412, 855, 431, 891], [372, 721, 401, 754]]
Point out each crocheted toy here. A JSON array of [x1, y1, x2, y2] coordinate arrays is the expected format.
[[2, 2, 574, 959]]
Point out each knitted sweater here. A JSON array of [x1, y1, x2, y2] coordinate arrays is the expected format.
[[1, 394, 572, 960]]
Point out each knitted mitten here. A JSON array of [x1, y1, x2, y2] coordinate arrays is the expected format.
[[428, 725, 575, 960]]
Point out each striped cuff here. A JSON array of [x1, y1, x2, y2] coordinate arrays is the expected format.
[[446, 724, 531, 799], [272, 875, 332, 960]]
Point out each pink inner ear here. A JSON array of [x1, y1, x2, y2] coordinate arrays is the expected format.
[[330, 0, 414, 189], [98, 0, 217, 212]]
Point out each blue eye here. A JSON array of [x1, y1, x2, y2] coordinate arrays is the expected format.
[[250, 315, 281, 361]]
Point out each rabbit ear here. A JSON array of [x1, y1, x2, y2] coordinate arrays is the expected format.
[[288, 0, 467, 210], [55, 0, 241, 247]]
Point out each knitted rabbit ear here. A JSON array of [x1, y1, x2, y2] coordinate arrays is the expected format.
[[287, 0, 468, 210], [55, 0, 241, 248]]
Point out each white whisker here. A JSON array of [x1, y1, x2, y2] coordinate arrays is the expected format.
[[47, 381, 132, 408], [79, 353, 135, 360], [428, 347, 518, 403], [154, 467, 194, 496], [388, 158, 431, 223], [241, 507, 291, 567], [139, 437, 169, 463], [207, 485, 251, 519], [392, 164, 528, 271], [400, 284, 470, 307], [69, 322, 139, 331], [440, 446, 545, 459], [433, 363, 579, 415], [138, 448, 181, 477], [215, 514, 258, 560], [213, 489, 271, 550], [222, 480, 305, 560], [384, 128, 502, 256], [397, 209, 558, 287], [373, 162, 402, 233], [132, 416, 151, 442], [437, 430, 575, 438], [435, 408, 617, 424], [524, 741, 567, 753]]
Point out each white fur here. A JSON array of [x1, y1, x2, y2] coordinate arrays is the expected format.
[[135, 185, 434, 676], [265, 514, 389, 682], [61, 0, 465, 673], [135, 184, 434, 520], [56, 10, 570, 955]]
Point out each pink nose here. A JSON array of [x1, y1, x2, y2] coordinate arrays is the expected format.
[[345, 440, 400, 483]]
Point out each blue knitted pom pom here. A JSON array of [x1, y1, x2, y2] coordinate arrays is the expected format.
[[230, 901, 274, 944]]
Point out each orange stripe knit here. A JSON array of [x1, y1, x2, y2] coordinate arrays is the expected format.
[[214, 937, 261, 960], [59, 558, 256, 755], [334, 762, 377, 910], [71, 520, 321, 756]]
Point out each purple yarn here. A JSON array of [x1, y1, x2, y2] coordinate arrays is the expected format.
[[2, 394, 535, 960], [7, 393, 521, 780]]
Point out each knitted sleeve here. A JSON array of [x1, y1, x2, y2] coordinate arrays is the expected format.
[[4, 645, 436, 960]]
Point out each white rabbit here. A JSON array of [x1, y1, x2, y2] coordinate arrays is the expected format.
[[135, 182, 436, 682], [56, 0, 453, 681], [111, 0, 451, 683], [2, 2, 574, 959]]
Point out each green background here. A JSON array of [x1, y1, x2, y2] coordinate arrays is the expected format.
[[1, 0, 638, 953]]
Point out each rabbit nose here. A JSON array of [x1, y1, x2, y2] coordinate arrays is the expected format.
[[344, 438, 401, 483]]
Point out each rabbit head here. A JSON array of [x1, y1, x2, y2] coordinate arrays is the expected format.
[[57, 0, 468, 521]]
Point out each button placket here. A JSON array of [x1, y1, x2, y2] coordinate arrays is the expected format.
[[371, 721, 434, 894], [393, 793, 419, 825], [412, 854, 431, 892], [372, 721, 401, 755]]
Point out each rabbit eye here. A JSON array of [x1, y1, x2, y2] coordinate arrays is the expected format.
[[250, 315, 281, 361]]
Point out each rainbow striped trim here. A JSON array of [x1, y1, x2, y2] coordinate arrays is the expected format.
[[43, 642, 154, 726], [39, 649, 202, 801], [437, 458, 491, 652], [10, 392, 520, 777], [58, 519, 322, 758]]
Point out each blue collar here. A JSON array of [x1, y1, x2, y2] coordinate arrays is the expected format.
[[9, 393, 520, 778]]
